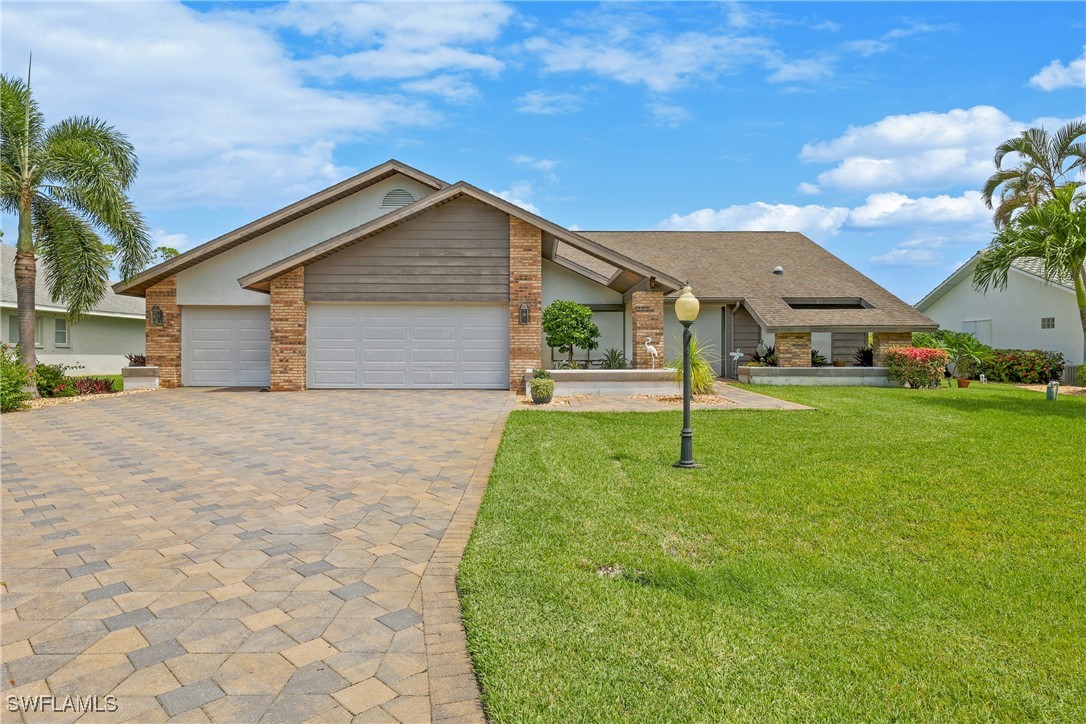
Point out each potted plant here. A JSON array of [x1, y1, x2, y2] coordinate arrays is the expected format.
[[530, 369, 554, 404], [939, 331, 991, 388]]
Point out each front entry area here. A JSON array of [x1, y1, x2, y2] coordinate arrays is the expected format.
[[181, 306, 271, 387], [307, 303, 509, 389]]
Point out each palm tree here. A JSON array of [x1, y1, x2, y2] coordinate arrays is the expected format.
[[1, 66, 152, 379], [981, 121, 1086, 229], [974, 184, 1086, 363]]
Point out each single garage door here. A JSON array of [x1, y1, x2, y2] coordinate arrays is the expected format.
[[308, 304, 508, 389], [182, 306, 271, 387]]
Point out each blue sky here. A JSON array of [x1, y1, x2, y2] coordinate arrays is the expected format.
[[3, 1, 1084, 302]]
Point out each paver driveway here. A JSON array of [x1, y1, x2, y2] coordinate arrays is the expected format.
[[1, 388, 512, 722]]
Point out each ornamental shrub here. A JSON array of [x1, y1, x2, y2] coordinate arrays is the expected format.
[[981, 349, 1065, 383], [35, 362, 79, 398], [542, 300, 600, 366], [667, 330, 719, 395], [885, 347, 948, 389], [1, 344, 33, 412]]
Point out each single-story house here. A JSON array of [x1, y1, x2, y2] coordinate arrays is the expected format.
[[916, 254, 1085, 365], [113, 160, 936, 391], [2, 242, 145, 374]]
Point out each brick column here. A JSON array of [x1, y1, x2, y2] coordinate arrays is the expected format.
[[146, 276, 181, 388], [270, 267, 306, 391], [509, 217, 542, 390], [776, 332, 812, 367], [631, 290, 664, 369], [872, 332, 913, 366]]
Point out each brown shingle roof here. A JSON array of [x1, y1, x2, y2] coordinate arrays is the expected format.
[[579, 231, 937, 332]]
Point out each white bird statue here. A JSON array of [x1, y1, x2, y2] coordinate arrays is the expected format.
[[645, 337, 659, 369]]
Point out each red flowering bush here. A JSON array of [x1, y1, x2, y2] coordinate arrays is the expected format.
[[885, 347, 948, 389], [981, 349, 1064, 383]]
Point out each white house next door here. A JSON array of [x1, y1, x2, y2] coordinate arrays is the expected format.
[[181, 306, 271, 387], [307, 304, 508, 389]]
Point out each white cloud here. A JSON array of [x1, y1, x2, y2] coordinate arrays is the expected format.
[[797, 182, 821, 195], [263, 1, 511, 81], [515, 90, 583, 115], [648, 102, 691, 127], [848, 191, 989, 229], [151, 228, 191, 252], [658, 202, 850, 239], [489, 182, 540, 215], [1, 2, 442, 209], [512, 155, 559, 172], [869, 236, 951, 267], [401, 75, 480, 103], [798, 106, 1084, 192], [766, 56, 835, 83], [1029, 48, 1086, 91]]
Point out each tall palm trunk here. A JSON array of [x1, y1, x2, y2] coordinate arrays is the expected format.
[[15, 194, 39, 395], [1076, 268, 1086, 367]]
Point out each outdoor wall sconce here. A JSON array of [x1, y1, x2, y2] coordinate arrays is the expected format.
[[149, 305, 164, 326], [519, 301, 531, 325]]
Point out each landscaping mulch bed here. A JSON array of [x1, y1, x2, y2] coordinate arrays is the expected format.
[[17, 387, 158, 412], [516, 395, 589, 407], [634, 394, 735, 406], [1017, 383, 1086, 396]]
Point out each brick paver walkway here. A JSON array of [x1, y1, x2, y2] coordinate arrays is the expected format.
[[1, 388, 512, 723]]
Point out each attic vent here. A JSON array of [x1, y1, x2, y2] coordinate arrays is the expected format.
[[785, 297, 871, 310], [381, 188, 415, 208]]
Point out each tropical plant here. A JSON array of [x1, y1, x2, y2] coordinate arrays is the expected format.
[[938, 331, 992, 380], [529, 377, 554, 403], [911, 331, 952, 349], [1, 344, 32, 411], [1, 68, 153, 380], [34, 361, 79, 397], [974, 184, 1086, 364], [542, 300, 600, 366], [532, 368, 551, 380], [981, 349, 1065, 384], [125, 353, 147, 367], [885, 347, 948, 389], [601, 347, 628, 370], [752, 344, 779, 367], [853, 346, 874, 367], [981, 121, 1086, 229], [71, 377, 115, 395], [666, 330, 719, 395], [1078, 366, 1086, 386], [811, 349, 829, 367]]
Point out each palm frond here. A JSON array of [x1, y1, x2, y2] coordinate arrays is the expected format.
[[43, 116, 140, 188], [33, 198, 110, 322]]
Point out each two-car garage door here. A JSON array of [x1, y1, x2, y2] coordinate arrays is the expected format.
[[307, 304, 508, 389], [180, 304, 508, 389]]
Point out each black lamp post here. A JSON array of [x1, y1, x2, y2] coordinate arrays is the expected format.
[[673, 285, 700, 469]]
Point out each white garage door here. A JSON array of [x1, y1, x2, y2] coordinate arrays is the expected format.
[[182, 307, 271, 387], [308, 304, 508, 389]]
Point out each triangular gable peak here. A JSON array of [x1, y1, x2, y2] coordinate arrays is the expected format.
[[113, 160, 448, 297], [238, 182, 683, 295]]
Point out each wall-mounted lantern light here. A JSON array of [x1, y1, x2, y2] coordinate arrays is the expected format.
[[150, 305, 164, 326], [519, 301, 531, 325]]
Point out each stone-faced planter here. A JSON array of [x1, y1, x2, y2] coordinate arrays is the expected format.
[[122, 366, 159, 390]]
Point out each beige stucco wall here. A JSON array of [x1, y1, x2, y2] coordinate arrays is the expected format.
[[176, 174, 436, 306]]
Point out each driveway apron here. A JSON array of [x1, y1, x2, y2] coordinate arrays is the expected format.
[[1, 388, 512, 723]]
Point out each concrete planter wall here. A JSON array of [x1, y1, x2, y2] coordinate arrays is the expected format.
[[737, 366, 898, 387], [524, 369, 679, 396], [122, 366, 159, 390]]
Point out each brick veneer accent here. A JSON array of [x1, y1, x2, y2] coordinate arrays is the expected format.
[[631, 290, 664, 369], [873, 332, 913, 366], [776, 332, 812, 367], [146, 276, 181, 388], [509, 217, 542, 389], [270, 267, 306, 391]]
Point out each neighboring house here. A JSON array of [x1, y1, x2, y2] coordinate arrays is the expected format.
[[916, 255, 1085, 365], [113, 160, 935, 391], [1, 242, 145, 374]]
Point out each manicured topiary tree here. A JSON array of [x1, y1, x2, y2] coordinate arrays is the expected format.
[[542, 300, 600, 367]]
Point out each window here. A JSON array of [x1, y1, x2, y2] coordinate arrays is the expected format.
[[1041, 317, 1055, 329], [55, 318, 69, 347], [7, 316, 42, 348], [380, 188, 415, 208]]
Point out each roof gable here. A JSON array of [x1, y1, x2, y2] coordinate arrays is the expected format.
[[113, 160, 447, 297], [916, 255, 1081, 311], [238, 182, 684, 293]]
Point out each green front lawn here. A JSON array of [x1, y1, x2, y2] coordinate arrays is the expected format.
[[459, 385, 1085, 721]]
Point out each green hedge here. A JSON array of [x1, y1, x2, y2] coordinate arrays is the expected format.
[[981, 349, 1064, 384]]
